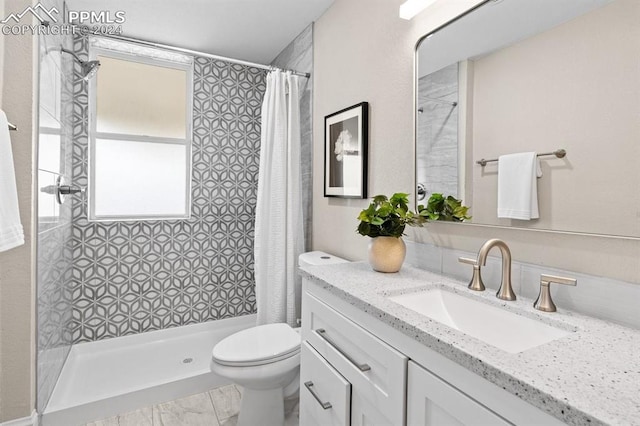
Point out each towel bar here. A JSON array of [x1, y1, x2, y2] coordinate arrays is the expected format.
[[476, 149, 566, 167]]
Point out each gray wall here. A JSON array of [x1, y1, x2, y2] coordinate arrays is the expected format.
[[271, 24, 314, 250], [36, 0, 75, 412], [70, 35, 266, 343]]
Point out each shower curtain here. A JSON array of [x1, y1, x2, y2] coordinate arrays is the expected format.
[[254, 70, 304, 326]]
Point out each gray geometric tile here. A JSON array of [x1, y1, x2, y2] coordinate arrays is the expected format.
[[70, 35, 265, 343], [63, 26, 314, 346]]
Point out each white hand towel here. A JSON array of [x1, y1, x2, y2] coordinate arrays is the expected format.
[[0, 110, 24, 252], [497, 152, 542, 220]]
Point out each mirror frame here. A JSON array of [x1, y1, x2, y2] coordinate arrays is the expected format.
[[413, 0, 640, 241]]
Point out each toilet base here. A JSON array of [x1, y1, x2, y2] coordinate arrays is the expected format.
[[238, 387, 284, 426]]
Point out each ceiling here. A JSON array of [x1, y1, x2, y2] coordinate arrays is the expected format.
[[64, 0, 335, 64]]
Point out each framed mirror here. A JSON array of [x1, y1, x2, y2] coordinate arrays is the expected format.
[[415, 0, 640, 238]]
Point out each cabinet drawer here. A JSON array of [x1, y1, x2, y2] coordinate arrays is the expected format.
[[407, 361, 511, 426], [300, 342, 351, 426], [302, 291, 407, 425]]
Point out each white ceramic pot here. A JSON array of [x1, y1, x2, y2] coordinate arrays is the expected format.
[[368, 236, 406, 273]]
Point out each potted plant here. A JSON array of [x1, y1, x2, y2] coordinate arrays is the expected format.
[[418, 193, 471, 222], [357, 193, 426, 273], [357, 192, 471, 273]]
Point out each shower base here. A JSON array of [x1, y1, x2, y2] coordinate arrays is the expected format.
[[41, 315, 255, 426]]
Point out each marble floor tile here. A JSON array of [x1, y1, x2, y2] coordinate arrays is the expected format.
[[217, 408, 298, 426], [84, 385, 299, 426], [219, 414, 238, 426], [209, 384, 241, 421], [117, 406, 153, 426], [153, 392, 220, 426], [85, 416, 119, 426]]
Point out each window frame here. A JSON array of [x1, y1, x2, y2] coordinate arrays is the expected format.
[[87, 45, 194, 222]]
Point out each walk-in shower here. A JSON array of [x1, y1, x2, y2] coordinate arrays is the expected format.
[[36, 24, 314, 424]]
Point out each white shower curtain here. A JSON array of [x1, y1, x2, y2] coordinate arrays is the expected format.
[[254, 70, 304, 326]]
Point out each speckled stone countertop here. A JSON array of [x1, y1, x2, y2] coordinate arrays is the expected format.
[[300, 262, 640, 426]]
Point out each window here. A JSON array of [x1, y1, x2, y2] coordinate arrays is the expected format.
[[88, 39, 193, 221]]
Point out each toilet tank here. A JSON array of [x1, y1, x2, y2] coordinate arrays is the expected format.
[[298, 251, 348, 267]]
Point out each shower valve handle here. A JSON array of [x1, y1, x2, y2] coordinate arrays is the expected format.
[[58, 185, 83, 195], [40, 176, 84, 205]]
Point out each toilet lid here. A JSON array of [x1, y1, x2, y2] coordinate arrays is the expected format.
[[212, 323, 301, 366]]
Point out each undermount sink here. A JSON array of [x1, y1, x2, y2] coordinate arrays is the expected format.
[[388, 288, 573, 353]]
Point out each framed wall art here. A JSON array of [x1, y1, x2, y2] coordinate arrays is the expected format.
[[324, 102, 368, 198]]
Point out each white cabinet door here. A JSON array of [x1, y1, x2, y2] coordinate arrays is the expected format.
[[300, 342, 351, 426], [407, 361, 512, 426], [303, 292, 407, 426]]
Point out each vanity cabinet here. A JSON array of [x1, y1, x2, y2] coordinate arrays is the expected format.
[[301, 290, 407, 425], [301, 279, 566, 426], [407, 361, 510, 425]]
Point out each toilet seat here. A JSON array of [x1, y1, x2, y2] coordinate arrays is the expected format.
[[212, 323, 301, 367]]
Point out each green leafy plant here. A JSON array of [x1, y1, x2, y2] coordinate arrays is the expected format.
[[418, 193, 471, 222], [357, 193, 426, 238]]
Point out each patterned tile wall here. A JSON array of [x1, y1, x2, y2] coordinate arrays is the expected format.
[[71, 35, 266, 343], [36, 0, 75, 412]]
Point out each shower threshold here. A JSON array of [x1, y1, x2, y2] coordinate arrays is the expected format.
[[41, 315, 255, 426]]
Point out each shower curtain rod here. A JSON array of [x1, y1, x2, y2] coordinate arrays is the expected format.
[[99, 34, 311, 78]]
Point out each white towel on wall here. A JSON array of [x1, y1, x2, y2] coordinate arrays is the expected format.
[[0, 110, 24, 252], [497, 152, 542, 220]]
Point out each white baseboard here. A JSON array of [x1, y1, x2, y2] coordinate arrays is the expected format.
[[0, 410, 38, 426]]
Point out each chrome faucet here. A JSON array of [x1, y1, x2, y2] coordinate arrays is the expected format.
[[477, 239, 516, 301]]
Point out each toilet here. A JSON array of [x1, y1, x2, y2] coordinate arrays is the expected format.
[[210, 251, 348, 426]]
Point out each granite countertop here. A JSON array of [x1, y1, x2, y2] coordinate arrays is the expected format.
[[299, 262, 640, 426]]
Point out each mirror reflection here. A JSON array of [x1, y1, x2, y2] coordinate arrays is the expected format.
[[415, 0, 640, 238]]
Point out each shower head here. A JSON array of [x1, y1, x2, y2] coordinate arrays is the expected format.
[[81, 60, 101, 81], [60, 46, 101, 81]]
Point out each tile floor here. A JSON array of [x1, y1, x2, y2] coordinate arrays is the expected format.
[[85, 384, 299, 426]]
